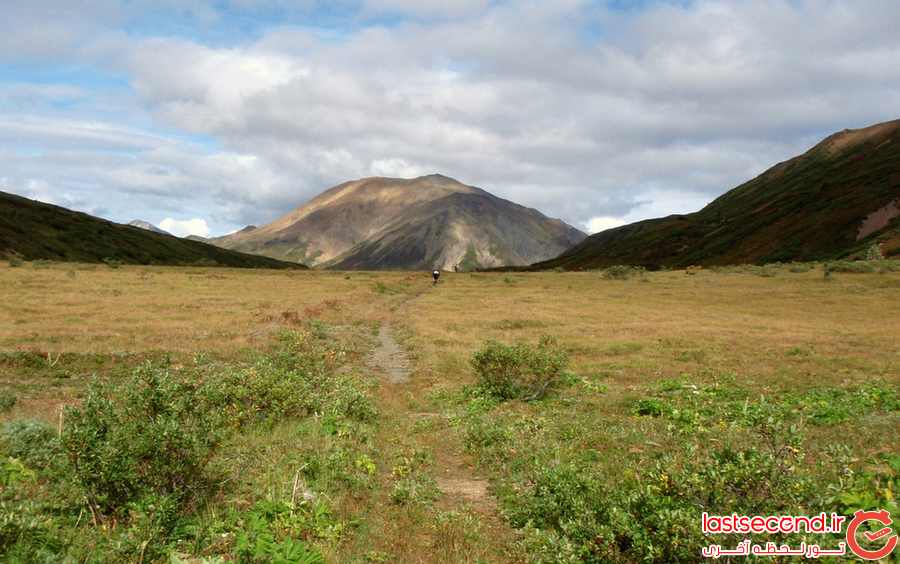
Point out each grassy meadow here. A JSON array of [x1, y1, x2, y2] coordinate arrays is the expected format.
[[1, 260, 898, 562]]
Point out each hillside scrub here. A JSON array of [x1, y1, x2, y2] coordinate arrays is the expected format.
[[824, 259, 899, 274]]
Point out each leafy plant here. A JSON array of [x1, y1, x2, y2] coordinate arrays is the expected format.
[[233, 501, 328, 563], [471, 336, 568, 401], [0, 420, 62, 472], [61, 364, 220, 517], [0, 457, 36, 487], [0, 391, 16, 413]]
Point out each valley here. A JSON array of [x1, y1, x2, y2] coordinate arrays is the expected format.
[[2, 261, 897, 561]]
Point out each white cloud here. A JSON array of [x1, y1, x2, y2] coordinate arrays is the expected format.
[[369, 158, 426, 178], [159, 217, 211, 237], [4, 0, 900, 237], [585, 216, 627, 234]]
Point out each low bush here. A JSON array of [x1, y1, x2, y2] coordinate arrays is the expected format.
[[602, 265, 645, 280], [0, 391, 15, 413], [788, 262, 813, 273], [0, 328, 373, 560], [231, 500, 330, 562], [823, 259, 900, 274], [0, 420, 62, 472], [61, 364, 220, 517], [471, 336, 568, 401], [503, 415, 812, 563], [200, 331, 375, 427], [390, 449, 440, 505], [7, 256, 24, 268], [865, 242, 884, 261]]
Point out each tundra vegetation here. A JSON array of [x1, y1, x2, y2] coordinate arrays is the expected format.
[[0, 260, 898, 562]]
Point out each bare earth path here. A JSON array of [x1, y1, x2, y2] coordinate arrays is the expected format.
[[368, 325, 411, 384], [339, 284, 519, 562]]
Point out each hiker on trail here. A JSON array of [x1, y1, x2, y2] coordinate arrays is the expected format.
[[432, 269, 441, 285]]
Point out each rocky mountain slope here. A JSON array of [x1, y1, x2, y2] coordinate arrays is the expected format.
[[210, 174, 585, 270], [535, 119, 900, 270], [0, 192, 302, 269]]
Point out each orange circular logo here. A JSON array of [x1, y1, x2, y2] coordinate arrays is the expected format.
[[846, 509, 898, 560]]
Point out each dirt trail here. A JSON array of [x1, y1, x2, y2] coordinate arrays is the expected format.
[[368, 318, 492, 509], [368, 325, 410, 383], [352, 283, 516, 561]]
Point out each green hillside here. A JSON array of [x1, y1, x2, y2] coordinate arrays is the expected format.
[[0, 191, 304, 269], [536, 119, 900, 270]]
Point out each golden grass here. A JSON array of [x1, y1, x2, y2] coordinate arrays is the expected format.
[[405, 269, 900, 393], [0, 263, 413, 353], [2, 262, 898, 561]]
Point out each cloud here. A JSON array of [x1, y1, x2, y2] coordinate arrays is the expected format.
[[3, 1, 900, 236], [159, 217, 211, 237], [360, 0, 490, 18], [369, 158, 426, 178], [585, 216, 627, 234]]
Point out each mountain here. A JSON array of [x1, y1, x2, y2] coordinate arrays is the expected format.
[[535, 119, 900, 271], [128, 220, 171, 235], [0, 191, 303, 269], [209, 174, 586, 270]]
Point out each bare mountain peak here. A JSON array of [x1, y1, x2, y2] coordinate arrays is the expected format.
[[208, 175, 585, 270]]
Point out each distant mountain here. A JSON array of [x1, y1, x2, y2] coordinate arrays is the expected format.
[[209, 174, 586, 270], [128, 219, 170, 235], [536, 119, 900, 270], [0, 192, 303, 269]]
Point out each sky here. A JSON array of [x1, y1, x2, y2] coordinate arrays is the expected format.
[[2, 1, 900, 237]]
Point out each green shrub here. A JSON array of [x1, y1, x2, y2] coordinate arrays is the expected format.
[[390, 474, 440, 505], [865, 243, 885, 261], [0, 390, 16, 412], [61, 364, 220, 516], [788, 262, 813, 273], [0, 457, 36, 487], [233, 501, 327, 563], [633, 398, 669, 417], [0, 420, 62, 471], [7, 256, 24, 268], [199, 331, 376, 427], [825, 260, 876, 273], [602, 265, 645, 280], [31, 259, 52, 269], [504, 419, 809, 563], [471, 336, 568, 401], [102, 257, 122, 269]]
